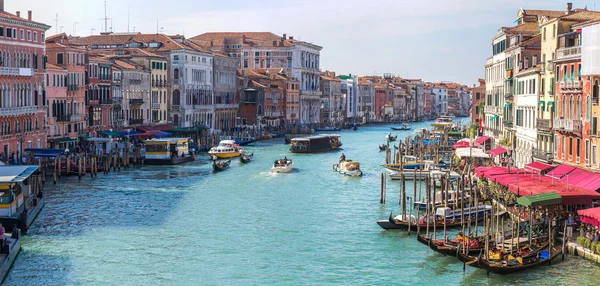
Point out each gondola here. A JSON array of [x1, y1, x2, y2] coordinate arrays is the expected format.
[[387, 135, 397, 142], [212, 159, 231, 172], [284, 137, 292, 144], [476, 245, 562, 275], [379, 144, 387, 152], [240, 153, 254, 163], [419, 231, 510, 257], [376, 212, 469, 231], [353, 126, 358, 131]]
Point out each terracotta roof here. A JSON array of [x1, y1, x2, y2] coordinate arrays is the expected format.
[[520, 34, 541, 48], [46, 63, 65, 70], [0, 11, 51, 28], [113, 60, 138, 70], [559, 10, 600, 22], [507, 22, 539, 33], [191, 32, 295, 48], [88, 55, 112, 64], [251, 80, 268, 89], [71, 33, 211, 53], [521, 9, 566, 19], [320, 75, 340, 82]]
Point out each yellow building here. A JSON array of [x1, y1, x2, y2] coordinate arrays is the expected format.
[[128, 48, 169, 125]]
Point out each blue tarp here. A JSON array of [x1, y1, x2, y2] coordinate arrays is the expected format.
[[119, 131, 140, 136]]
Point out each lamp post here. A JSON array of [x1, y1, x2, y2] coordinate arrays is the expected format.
[[16, 132, 23, 165]]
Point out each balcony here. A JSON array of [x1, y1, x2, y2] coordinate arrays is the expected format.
[[56, 116, 70, 122], [67, 85, 79, 92], [484, 105, 503, 114], [129, 98, 144, 105], [503, 119, 513, 128], [129, 79, 142, 85], [504, 93, 513, 102], [556, 46, 581, 62], [536, 118, 552, 132], [0, 67, 33, 76], [171, 105, 180, 111], [0, 106, 37, 117], [554, 118, 582, 134], [98, 75, 111, 81], [532, 148, 554, 163], [129, 118, 144, 125], [70, 114, 81, 122], [152, 103, 161, 109]]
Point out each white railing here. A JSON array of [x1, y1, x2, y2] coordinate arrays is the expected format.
[[573, 80, 582, 89], [566, 81, 573, 88], [152, 103, 161, 109], [70, 114, 81, 122], [556, 46, 581, 60], [554, 118, 582, 132], [0, 106, 37, 116], [0, 67, 33, 76]]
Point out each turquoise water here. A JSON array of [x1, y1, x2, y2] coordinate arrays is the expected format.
[[4, 120, 600, 285]]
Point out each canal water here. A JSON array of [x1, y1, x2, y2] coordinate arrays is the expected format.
[[5, 120, 600, 285]]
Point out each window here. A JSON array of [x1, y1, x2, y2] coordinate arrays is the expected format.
[[57, 53, 64, 65], [244, 51, 248, 57], [570, 64, 575, 81], [588, 96, 592, 121], [594, 145, 598, 165], [543, 27, 547, 41], [12, 28, 16, 39], [33, 32, 37, 42], [20, 29, 23, 40], [41, 33, 45, 42], [562, 136, 566, 158], [266, 51, 271, 56], [254, 58, 259, 68], [586, 140, 591, 165], [67, 53, 70, 64], [243, 59, 248, 68], [174, 55, 179, 61], [577, 138, 581, 162], [254, 51, 259, 57], [593, 117, 598, 135], [27, 31, 31, 41], [5, 27, 10, 38], [541, 78, 545, 93], [202, 57, 206, 63], [288, 59, 292, 68], [0, 27, 3, 37]]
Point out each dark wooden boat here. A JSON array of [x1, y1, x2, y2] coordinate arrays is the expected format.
[[376, 212, 471, 231], [212, 159, 231, 172], [391, 126, 412, 131], [477, 245, 562, 275], [387, 135, 397, 142], [284, 137, 291, 144], [240, 153, 254, 163], [353, 126, 358, 131], [235, 138, 256, 146], [379, 144, 387, 152]]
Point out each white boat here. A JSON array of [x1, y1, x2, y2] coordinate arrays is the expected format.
[[414, 189, 471, 210], [333, 160, 362, 177], [435, 205, 492, 221], [271, 159, 293, 173], [388, 160, 445, 180], [208, 140, 243, 159]]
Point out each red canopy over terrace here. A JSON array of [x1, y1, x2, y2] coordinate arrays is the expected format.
[[524, 162, 552, 174], [474, 136, 490, 146], [559, 168, 600, 192], [545, 164, 576, 179], [474, 166, 600, 205], [488, 146, 507, 157], [453, 140, 471, 149], [578, 207, 600, 228]]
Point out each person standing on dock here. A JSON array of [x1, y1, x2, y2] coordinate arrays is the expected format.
[[566, 213, 574, 241]]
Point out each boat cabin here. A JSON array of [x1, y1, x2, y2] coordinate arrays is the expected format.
[[145, 138, 190, 160], [0, 166, 43, 230], [290, 134, 341, 153]]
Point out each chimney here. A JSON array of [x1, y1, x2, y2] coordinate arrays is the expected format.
[[16, 11, 20, 18], [283, 33, 287, 40], [27, 11, 32, 21], [566, 2, 573, 14], [289, 36, 294, 40], [0, 0, 4, 12]]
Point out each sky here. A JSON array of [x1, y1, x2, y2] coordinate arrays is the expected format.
[[7, 0, 599, 85]]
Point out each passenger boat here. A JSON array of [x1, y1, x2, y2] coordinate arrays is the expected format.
[[290, 135, 342, 153], [314, 126, 341, 132], [476, 245, 561, 275], [333, 160, 362, 177], [212, 159, 231, 172], [271, 159, 293, 173], [0, 165, 45, 232], [208, 140, 243, 159], [386, 133, 397, 142], [240, 152, 254, 163], [144, 138, 195, 165]]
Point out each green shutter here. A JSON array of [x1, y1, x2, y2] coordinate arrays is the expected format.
[[152, 62, 156, 69]]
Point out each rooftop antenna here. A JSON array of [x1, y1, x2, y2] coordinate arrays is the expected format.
[[54, 14, 59, 35], [127, 0, 131, 33], [100, 0, 109, 32], [156, 19, 159, 34], [91, 28, 96, 35], [110, 18, 114, 32], [73, 22, 79, 36]]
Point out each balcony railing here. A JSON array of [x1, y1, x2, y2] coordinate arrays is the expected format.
[[504, 93, 513, 101], [503, 119, 513, 128], [554, 118, 582, 133], [484, 105, 503, 114], [536, 118, 552, 132], [556, 46, 581, 61], [129, 98, 144, 105], [532, 148, 554, 162], [0, 106, 37, 117], [56, 116, 70, 122], [98, 75, 111, 81], [70, 114, 81, 122], [129, 118, 144, 125], [67, 84, 79, 92], [0, 67, 33, 76], [171, 105, 180, 111], [152, 103, 161, 109], [129, 79, 142, 85]]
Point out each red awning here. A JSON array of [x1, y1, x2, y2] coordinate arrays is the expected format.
[[578, 207, 600, 228], [488, 146, 507, 157], [453, 141, 471, 150], [474, 136, 490, 146], [545, 164, 576, 179], [137, 124, 173, 132], [560, 168, 600, 192], [524, 162, 552, 174]]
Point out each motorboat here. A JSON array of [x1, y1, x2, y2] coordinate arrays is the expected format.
[[212, 159, 231, 172], [314, 126, 341, 132], [333, 160, 362, 177], [413, 189, 471, 210], [271, 158, 293, 173], [208, 140, 243, 159]]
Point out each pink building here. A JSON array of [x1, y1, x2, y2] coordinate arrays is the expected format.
[[0, 3, 50, 159]]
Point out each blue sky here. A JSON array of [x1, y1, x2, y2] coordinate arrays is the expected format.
[[8, 0, 597, 85]]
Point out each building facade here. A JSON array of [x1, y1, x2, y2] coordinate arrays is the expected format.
[[213, 54, 238, 132]]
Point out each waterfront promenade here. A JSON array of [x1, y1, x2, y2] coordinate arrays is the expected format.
[[2, 122, 599, 285]]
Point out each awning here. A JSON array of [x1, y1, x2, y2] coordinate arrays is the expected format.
[[560, 167, 600, 192], [504, 103, 510, 108], [474, 136, 490, 145], [50, 137, 77, 143], [455, 147, 490, 159], [137, 124, 173, 132], [488, 146, 507, 157], [547, 101, 554, 112], [79, 135, 91, 139], [504, 78, 512, 82], [578, 207, 600, 228], [134, 130, 172, 137], [101, 131, 121, 137], [546, 164, 576, 179], [170, 126, 208, 133], [490, 115, 499, 121], [453, 140, 471, 150], [514, 17, 521, 24], [524, 162, 552, 174], [119, 131, 140, 136], [0, 166, 40, 184], [517, 192, 562, 207], [539, 101, 545, 110]]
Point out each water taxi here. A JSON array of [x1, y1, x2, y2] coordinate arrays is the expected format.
[[290, 135, 342, 153], [208, 140, 243, 159], [271, 158, 293, 173], [144, 138, 195, 165], [333, 160, 362, 177], [0, 165, 44, 232]]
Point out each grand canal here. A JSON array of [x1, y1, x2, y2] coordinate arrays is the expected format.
[[4, 121, 600, 285]]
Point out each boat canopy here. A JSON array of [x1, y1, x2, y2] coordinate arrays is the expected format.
[[517, 192, 562, 207], [0, 166, 39, 185]]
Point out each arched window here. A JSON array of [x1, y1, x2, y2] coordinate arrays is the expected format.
[[587, 96, 592, 121], [172, 90, 180, 105], [174, 68, 180, 80], [577, 95, 581, 119], [562, 96, 567, 118], [595, 80, 600, 104], [569, 96, 574, 119]]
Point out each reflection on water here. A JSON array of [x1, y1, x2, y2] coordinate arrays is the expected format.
[[4, 120, 599, 285]]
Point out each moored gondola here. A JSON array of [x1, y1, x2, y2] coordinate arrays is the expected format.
[[212, 159, 231, 172], [476, 245, 562, 275]]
